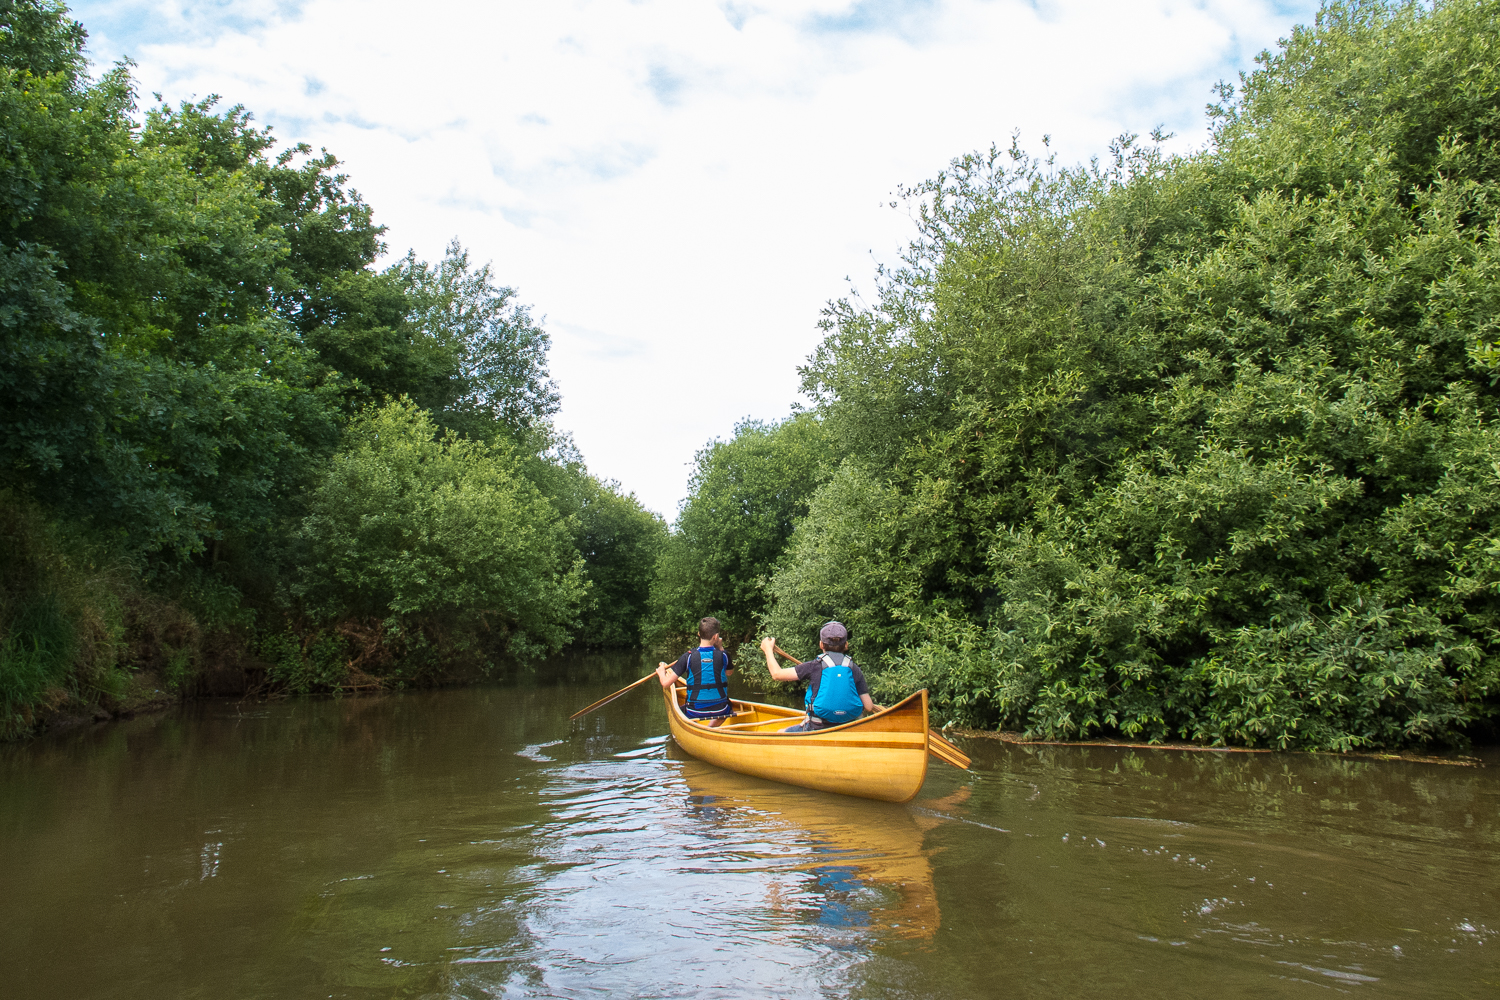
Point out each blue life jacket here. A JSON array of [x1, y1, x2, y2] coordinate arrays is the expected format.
[[685, 646, 730, 710], [806, 653, 864, 724]]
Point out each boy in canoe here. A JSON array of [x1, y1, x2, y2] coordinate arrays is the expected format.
[[759, 622, 878, 732], [656, 616, 736, 726]]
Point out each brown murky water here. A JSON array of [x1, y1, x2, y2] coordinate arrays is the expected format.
[[2, 662, 1496, 998]]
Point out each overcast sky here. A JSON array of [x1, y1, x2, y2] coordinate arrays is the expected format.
[[71, 0, 1318, 518]]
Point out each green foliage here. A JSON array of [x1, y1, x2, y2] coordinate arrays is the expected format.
[[572, 480, 666, 647], [0, 23, 345, 559], [772, 0, 1500, 749], [261, 630, 348, 696], [0, 595, 73, 737], [395, 240, 560, 435], [759, 463, 910, 657], [646, 413, 832, 646], [0, 1, 84, 79], [0, 4, 643, 723], [298, 399, 587, 669], [0, 490, 127, 737]]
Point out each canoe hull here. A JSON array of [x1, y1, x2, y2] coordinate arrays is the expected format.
[[662, 687, 931, 803]]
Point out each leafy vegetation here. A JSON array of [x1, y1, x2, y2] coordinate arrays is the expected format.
[[757, 0, 1500, 749], [645, 413, 830, 647], [0, 1, 661, 735], [297, 399, 587, 669], [8, 0, 1499, 753]]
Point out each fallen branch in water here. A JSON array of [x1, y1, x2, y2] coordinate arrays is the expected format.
[[951, 729, 1482, 766]]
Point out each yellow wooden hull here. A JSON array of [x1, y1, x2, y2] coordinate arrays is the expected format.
[[662, 686, 931, 803]]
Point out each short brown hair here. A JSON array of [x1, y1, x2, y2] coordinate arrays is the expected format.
[[698, 617, 721, 640]]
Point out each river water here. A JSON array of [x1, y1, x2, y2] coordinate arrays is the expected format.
[[2, 666, 1497, 998]]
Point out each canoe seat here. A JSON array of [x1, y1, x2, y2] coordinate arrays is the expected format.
[[693, 711, 755, 728]]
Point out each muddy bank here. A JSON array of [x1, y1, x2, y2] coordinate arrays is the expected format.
[[28, 658, 263, 736]]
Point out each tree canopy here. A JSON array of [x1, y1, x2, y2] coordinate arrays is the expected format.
[[757, 0, 1500, 749], [646, 413, 830, 646], [0, 0, 661, 735]]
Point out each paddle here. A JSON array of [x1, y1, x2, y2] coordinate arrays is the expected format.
[[927, 732, 972, 770], [568, 671, 659, 720], [772, 643, 802, 666]]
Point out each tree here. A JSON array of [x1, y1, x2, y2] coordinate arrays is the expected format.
[[396, 239, 560, 436], [646, 413, 832, 646], [772, 0, 1500, 748], [298, 399, 586, 671], [573, 481, 666, 647]]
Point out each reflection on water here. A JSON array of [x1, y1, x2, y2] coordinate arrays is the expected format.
[[0, 667, 1496, 999], [673, 756, 951, 942]]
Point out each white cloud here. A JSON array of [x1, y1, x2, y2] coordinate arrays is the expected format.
[[73, 0, 1317, 517]]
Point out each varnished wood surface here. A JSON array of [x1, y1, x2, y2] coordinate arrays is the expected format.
[[662, 687, 932, 802]]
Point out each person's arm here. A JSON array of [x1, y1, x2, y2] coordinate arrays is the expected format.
[[656, 659, 682, 690], [852, 664, 881, 713], [760, 636, 800, 682]]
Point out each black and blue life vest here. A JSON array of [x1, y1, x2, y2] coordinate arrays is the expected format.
[[684, 646, 730, 711], [806, 653, 864, 725]]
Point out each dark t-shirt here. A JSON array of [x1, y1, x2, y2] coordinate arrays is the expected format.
[[669, 647, 734, 679], [793, 655, 869, 706]]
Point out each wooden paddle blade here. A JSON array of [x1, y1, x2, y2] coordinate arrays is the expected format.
[[927, 731, 972, 769], [931, 734, 971, 769], [927, 745, 961, 768], [927, 742, 966, 769], [568, 672, 657, 720]]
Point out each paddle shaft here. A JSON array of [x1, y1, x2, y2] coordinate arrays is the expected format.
[[567, 671, 658, 720], [927, 737, 971, 770]]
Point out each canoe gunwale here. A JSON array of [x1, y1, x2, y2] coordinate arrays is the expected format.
[[667, 687, 928, 739]]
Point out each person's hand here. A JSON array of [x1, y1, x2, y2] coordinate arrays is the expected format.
[[760, 636, 775, 653]]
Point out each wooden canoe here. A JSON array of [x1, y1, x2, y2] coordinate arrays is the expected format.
[[661, 685, 937, 803]]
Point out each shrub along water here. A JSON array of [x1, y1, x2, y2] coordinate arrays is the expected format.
[[759, 0, 1500, 749], [0, 2, 663, 735], [0, 492, 129, 739], [295, 399, 588, 676]]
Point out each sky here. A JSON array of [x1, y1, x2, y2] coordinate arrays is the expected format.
[[70, 0, 1320, 519]]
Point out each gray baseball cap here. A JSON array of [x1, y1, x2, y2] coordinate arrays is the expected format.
[[819, 621, 848, 642]]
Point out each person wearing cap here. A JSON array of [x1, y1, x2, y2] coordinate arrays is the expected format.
[[759, 622, 878, 732]]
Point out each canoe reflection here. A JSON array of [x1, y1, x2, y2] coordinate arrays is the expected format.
[[675, 756, 945, 941]]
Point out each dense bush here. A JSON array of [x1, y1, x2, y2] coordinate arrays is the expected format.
[[0, 2, 661, 730], [297, 399, 587, 669], [646, 413, 830, 647], [764, 0, 1500, 748], [571, 480, 666, 648]]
